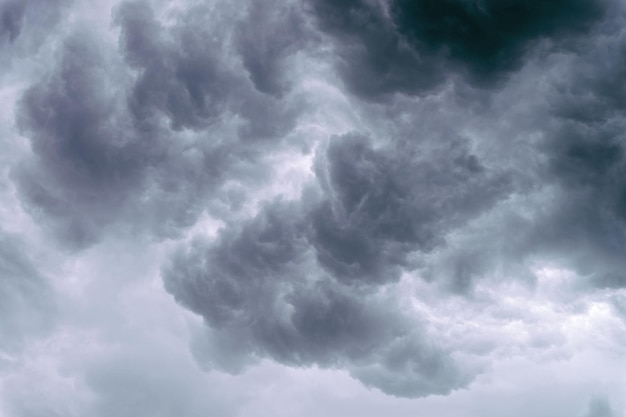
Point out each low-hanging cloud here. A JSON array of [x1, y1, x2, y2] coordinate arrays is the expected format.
[[12, 0, 308, 249], [2, 0, 626, 412], [162, 131, 512, 396], [306, 0, 610, 100]]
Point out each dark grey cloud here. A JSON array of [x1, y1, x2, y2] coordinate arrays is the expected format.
[[495, 24, 626, 289], [545, 29, 626, 206], [391, 0, 605, 82], [12, 0, 307, 249], [162, 131, 511, 396], [0, 0, 25, 42], [306, 0, 609, 100], [377, 10, 626, 294], [116, 0, 306, 136], [305, 0, 444, 100], [235, 0, 313, 97], [163, 198, 472, 397], [115, 1, 233, 131], [14, 30, 153, 247], [310, 133, 510, 285]]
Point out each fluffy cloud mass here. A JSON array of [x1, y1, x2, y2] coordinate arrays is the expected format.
[[1, 0, 626, 415]]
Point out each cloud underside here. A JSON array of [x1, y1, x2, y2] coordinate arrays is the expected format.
[[3, 0, 626, 402]]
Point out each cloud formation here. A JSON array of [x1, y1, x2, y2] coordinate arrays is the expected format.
[[306, 0, 609, 99], [1, 0, 626, 414], [12, 0, 307, 248], [163, 196, 473, 397]]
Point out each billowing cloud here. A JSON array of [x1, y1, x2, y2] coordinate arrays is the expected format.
[[0, 1, 25, 42], [163, 197, 473, 397], [416, 15, 626, 293], [162, 130, 512, 396], [310, 133, 509, 284], [1, 0, 626, 414], [391, 0, 605, 80], [538, 28, 626, 288]]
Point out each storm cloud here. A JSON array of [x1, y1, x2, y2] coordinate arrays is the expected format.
[[12, 0, 307, 248], [1, 0, 626, 415], [163, 196, 473, 397], [306, 0, 610, 99], [0, 230, 55, 352]]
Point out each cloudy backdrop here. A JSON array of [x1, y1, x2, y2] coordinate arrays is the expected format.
[[1, 0, 626, 415]]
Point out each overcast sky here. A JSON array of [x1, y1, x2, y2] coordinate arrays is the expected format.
[[1, 0, 626, 415]]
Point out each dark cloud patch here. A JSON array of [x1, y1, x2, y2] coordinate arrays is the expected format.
[[0, 230, 55, 351], [306, 0, 608, 100], [115, 1, 305, 137], [164, 201, 308, 331], [14, 31, 150, 247], [287, 282, 401, 362], [163, 130, 513, 396], [13, 24, 228, 248], [19, 33, 138, 189], [115, 1, 234, 131], [235, 0, 311, 97], [0, 0, 25, 43], [306, 0, 444, 100], [12, 0, 306, 249], [309, 134, 510, 285], [391, 0, 606, 83], [163, 198, 471, 397], [535, 31, 626, 288]]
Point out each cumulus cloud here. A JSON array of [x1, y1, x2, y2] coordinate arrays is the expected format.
[[414, 14, 626, 293], [162, 130, 511, 396], [235, 0, 313, 97], [0, 1, 25, 42], [12, 0, 308, 248], [163, 196, 473, 397], [310, 133, 509, 284]]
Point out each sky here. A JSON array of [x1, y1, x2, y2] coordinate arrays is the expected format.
[[1, 0, 626, 415]]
